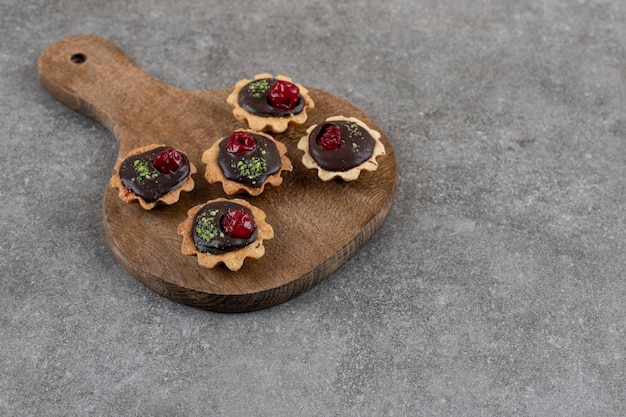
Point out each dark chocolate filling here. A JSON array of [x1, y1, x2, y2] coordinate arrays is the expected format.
[[119, 146, 191, 203], [238, 78, 305, 117], [218, 134, 282, 188], [192, 201, 258, 254], [308, 121, 376, 172]]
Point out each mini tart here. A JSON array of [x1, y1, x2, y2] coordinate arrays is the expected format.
[[110, 144, 196, 210], [177, 198, 274, 271], [297, 116, 386, 182], [202, 129, 292, 196], [226, 73, 315, 133]]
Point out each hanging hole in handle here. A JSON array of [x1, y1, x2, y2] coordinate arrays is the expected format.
[[70, 53, 86, 64]]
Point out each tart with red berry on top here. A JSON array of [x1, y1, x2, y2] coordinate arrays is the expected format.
[[177, 198, 274, 271], [297, 116, 386, 182], [226, 73, 315, 133], [202, 129, 292, 196], [110, 144, 196, 210]]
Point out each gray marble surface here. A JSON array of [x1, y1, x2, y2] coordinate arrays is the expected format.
[[1, 0, 625, 416]]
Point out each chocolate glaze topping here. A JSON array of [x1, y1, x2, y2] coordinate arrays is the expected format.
[[308, 121, 375, 172], [193, 201, 258, 254], [218, 134, 282, 188], [119, 146, 191, 202], [238, 78, 305, 117]]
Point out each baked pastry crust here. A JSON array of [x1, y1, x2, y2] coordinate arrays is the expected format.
[[297, 116, 386, 181], [226, 73, 315, 133], [177, 198, 274, 271], [202, 129, 292, 196], [110, 144, 196, 210]]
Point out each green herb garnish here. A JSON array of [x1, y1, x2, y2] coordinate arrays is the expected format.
[[133, 159, 159, 182], [247, 79, 271, 98], [232, 156, 268, 183], [347, 122, 363, 137], [195, 210, 219, 243]]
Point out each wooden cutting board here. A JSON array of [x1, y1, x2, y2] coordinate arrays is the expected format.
[[38, 34, 398, 312]]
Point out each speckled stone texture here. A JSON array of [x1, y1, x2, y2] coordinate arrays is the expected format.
[[1, 0, 625, 416]]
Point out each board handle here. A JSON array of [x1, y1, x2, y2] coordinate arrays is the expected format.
[[37, 34, 180, 147], [39, 35, 132, 134]]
